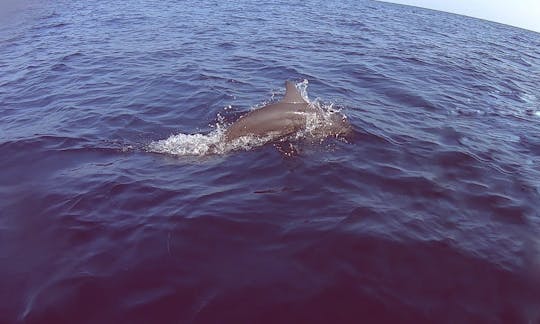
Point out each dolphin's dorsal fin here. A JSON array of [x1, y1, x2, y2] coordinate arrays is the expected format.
[[281, 81, 307, 104]]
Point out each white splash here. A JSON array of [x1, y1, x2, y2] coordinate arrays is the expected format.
[[296, 79, 310, 102], [147, 128, 225, 156], [147, 125, 279, 156]]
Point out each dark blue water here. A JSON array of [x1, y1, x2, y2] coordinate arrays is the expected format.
[[1, 0, 540, 323]]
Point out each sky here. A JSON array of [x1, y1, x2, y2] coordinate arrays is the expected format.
[[381, 0, 540, 33]]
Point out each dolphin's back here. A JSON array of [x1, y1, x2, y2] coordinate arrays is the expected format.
[[224, 101, 309, 141], [223, 81, 351, 142]]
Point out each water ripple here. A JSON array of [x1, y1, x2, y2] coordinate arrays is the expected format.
[[1, 0, 539, 322]]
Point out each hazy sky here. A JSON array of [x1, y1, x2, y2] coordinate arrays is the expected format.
[[382, 0, 540, 33]]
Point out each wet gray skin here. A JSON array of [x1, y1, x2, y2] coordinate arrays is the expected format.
[[224, 81, 351, 142]]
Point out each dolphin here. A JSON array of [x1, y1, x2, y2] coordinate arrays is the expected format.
[[224, 81, 351, 142]]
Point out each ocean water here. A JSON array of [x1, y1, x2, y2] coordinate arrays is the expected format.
[[1, 0, 540, 323]]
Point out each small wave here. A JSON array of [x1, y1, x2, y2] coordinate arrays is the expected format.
[[147, 128, 225, 156], [146, 126, 286, 156]]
